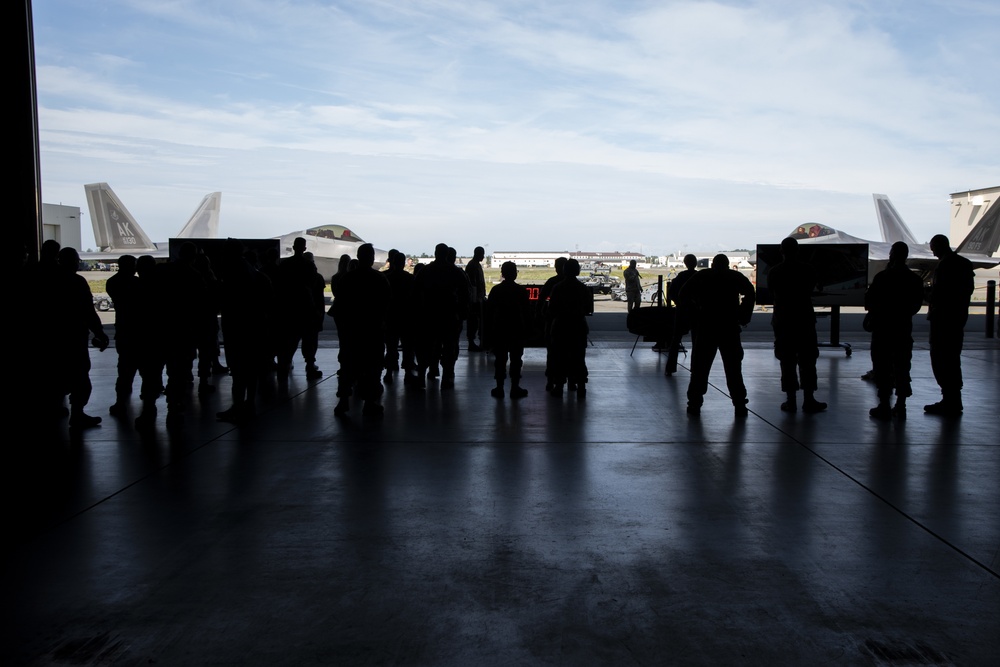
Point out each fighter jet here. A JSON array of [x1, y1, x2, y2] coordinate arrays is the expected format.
[[82, 182, 221, 261], [788, 193, 1000, 279], [82, 183, 387, 276], [276, 225, 389, 277]]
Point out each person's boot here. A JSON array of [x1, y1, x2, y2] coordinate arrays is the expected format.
[[491, 381, 504, 398], [869, 402, 891, 420], [510, 381, 528, 399], [802, 391, 827, 413], [924, 392, 963, 416], [780, 392, 797, 412], [70, 409, 101, 428]]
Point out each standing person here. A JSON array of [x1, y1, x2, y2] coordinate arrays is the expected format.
[[383, 250, 415, 385], [767, 237, 827, 413], [865, 242, 925, 420], [487, 261, 530, 399], [331, 244, 390, 416], [548, 259, 591, 398], [105, 255, 140, 417], [301, 251, 326, 380], [924, 234, 975, 416], [413, 243, 469, 390], [55, 247, 110, 428], [623, 260, 642, 313], [540, 256, 568, 392], [665, 254, 698, 376], [465, 246, 487, 351], [162, 242, 209, 424], [275, 237, 314, 380], [679, 254, 754, 417]]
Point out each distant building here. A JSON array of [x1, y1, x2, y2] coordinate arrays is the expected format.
[[41, 203, 83, 250], [491, 250, 643, 268], [949, 186, 1000, 257]]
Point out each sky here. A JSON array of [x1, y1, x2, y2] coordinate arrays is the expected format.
[[34, 0, 1000, 258]]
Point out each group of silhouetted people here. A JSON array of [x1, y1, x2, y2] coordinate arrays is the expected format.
[[13, 231, 976, 430], [668, 236, 975, 420]]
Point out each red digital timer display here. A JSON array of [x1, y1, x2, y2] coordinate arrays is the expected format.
[[527, 286, 541, 301]]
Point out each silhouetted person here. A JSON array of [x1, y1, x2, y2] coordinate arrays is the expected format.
[[163, 241, 208, 423], [768, 237, 827, 413], [665, 253, 698, 376], [413, 243, 469, 390], [865, 242, 924, 420], [383, 249, 415, 385], [466, 246, 487, 351], [623, 259, 642, 313], [487, 261, 530, 399], [301, 251, 326, 379], [332, 243, 390, 416], [133, 254, 166, 429], [56, 247, 110, 428], [540, 256, 568, 391], [193, 252, 222, 394], [105, 255, 140, 417], [924, 234, 975, 416], [548, 258, 590, 398], [679, 254, 754, 417], [216, 240, 274, 423], [276, 237, 318, 380]]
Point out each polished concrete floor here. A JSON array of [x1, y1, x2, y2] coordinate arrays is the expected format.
[[3, 319, 998, 665]]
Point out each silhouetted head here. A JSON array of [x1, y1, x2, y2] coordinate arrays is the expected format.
[[337, 254, 351, 274], [474, 246, 485, 262], [178, 241, 198, 264], [357, 243, 375, 269], [58, 247, 81, 273], [117, 255, 137, 275], [40, 239, 60, 264], [136, 255, 157, 278], [389, 250, 405, 269], [554, 256, 568, 274], [780, 237, 798, 258], [889, 241, 909, 266], [303, 251, 316, 267], [711, 254, 729, 270], [293, 237, 306, 255], [447, 247, 457, 264], [929, 234, 951, 258], [629, 260, 637, 269], [501, 261, 517, 281], [348, 258, 359, 272], [565, 259, 581, 277], [683, 254, 697, 270]]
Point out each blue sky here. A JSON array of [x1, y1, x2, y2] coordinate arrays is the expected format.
[[34, 0, 1000, 257]]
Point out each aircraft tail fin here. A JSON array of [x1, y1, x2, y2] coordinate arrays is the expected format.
[[84, 183, 157, 252], [176, 192, 221, 239], [873, 194, 920, 246], [956, 198, 1000, 257]]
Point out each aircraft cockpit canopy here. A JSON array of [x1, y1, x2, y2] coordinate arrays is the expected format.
[[305, 224, 365, 243], [789, 223, 837, 240]]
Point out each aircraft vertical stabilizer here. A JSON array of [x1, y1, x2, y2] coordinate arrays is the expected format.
[[84, 182, 157, 252], [177, 192, 222, 239], [873, 194, 920, 246], [956, 198, 1000, 257]]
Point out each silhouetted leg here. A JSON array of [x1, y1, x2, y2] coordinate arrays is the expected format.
[[686, 330, 717, 413]]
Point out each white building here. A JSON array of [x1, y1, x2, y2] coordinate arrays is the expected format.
[[491, 250, 644, 268], [41, 203, 83, 250]]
